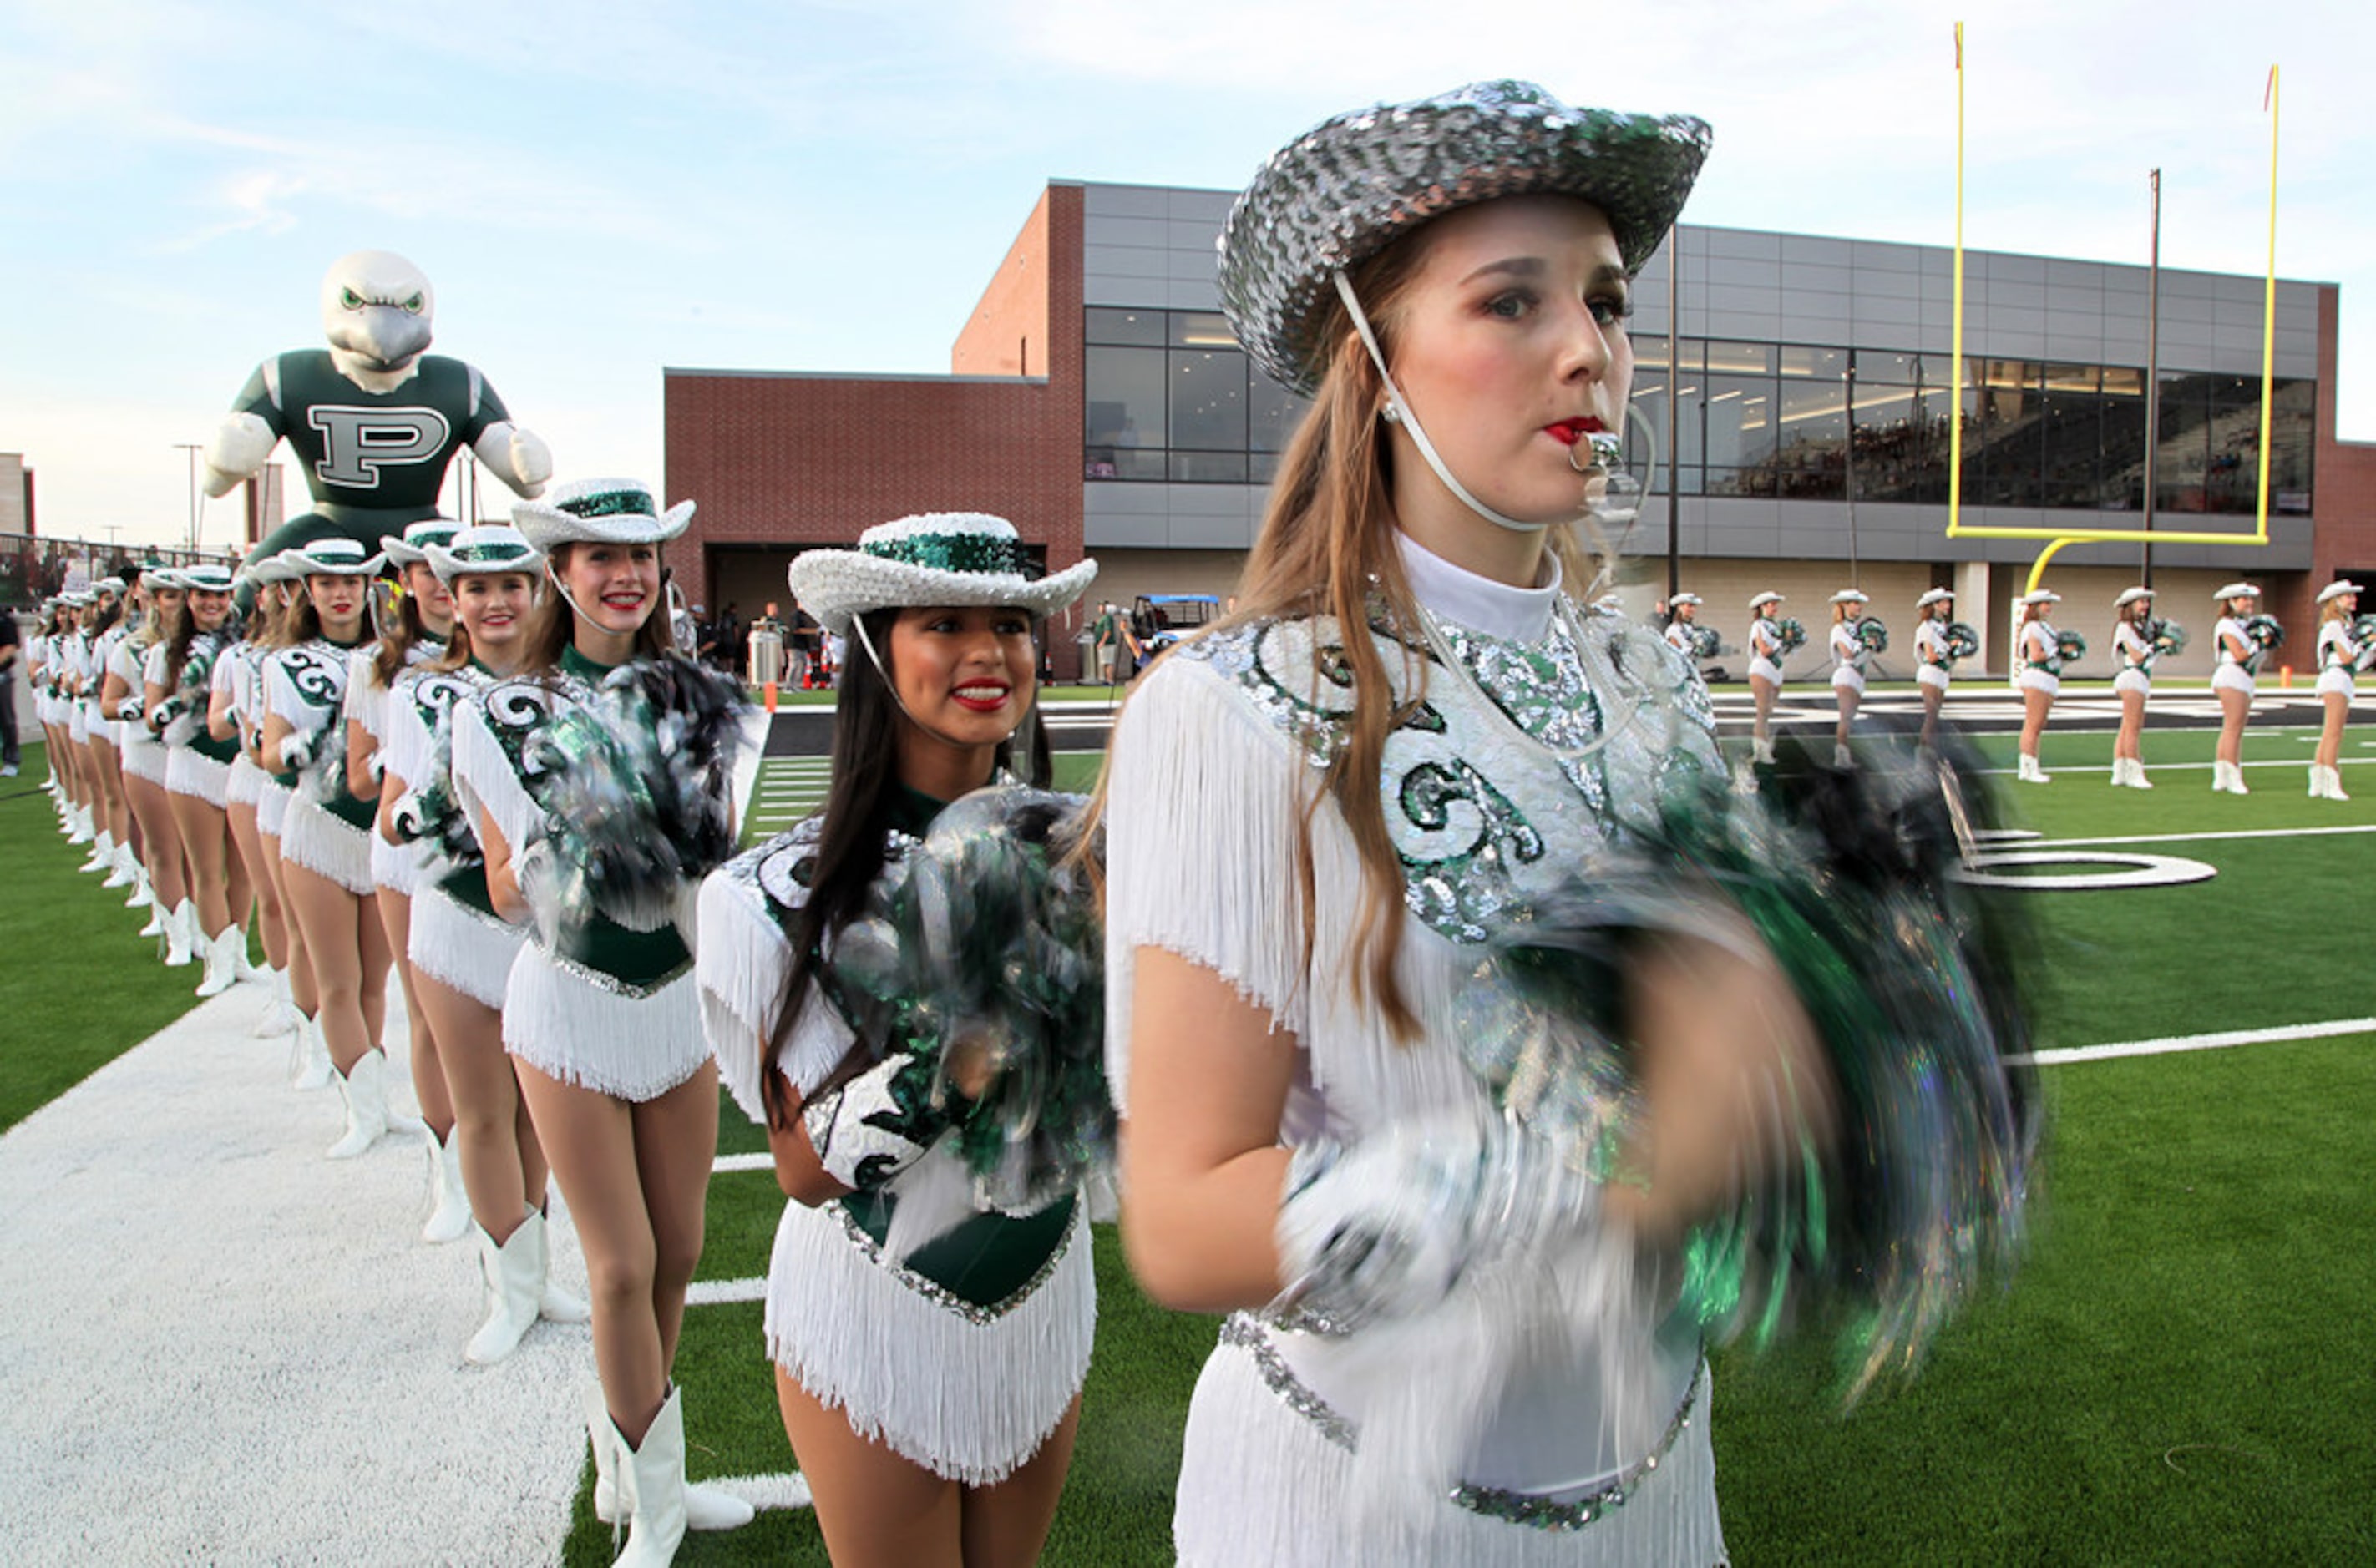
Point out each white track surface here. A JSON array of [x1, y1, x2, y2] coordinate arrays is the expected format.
[[0, 980, 593, 1565]]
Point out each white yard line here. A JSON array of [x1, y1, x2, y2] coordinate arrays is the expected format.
[[2014, 1017, 2376, 1066], [707, 1471, 814, 1511], [714, 1151, 774, 1172], [685, 1277, 768, 1306]]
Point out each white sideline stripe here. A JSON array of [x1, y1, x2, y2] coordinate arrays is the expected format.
[[706, 1471, 814, 1512], [686, 1276, 768, 1306], [714, 1151, 773, 1172], [2024, 824, 2376, 851], [2014, 1017, 2376, 1066]]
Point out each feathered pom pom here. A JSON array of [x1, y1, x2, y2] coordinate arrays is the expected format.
[[1774, 616, 1807, 655], [1943, 621, 1981, 664], [1451, 729, 2039, 1403], [2150, 618, 2188, 658], [830, 785, 1112, 1220], [1855, 618, 1889, 655], [2243, 612, 2284, 653], [1685, 624, 1721, 660], [2054, 629, 2088, 666], [391, 716, 482, 874], [525, 654, 753, 930]]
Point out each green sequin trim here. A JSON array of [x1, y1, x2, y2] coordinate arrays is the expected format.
[[559, 486, 657, 521], [864, 533, 1035, 579]]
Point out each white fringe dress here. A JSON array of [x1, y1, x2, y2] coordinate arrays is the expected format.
[[268, 637, 377, 894], [161, 633, 238, 809], [449, 648, 711, 1102], [696, 805, 1097, 1486], [389, 663, 526, 1009], [1103, 537, 1732, 1567], [113, 632, 170, 786]]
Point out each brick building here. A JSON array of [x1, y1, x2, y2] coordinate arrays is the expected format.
[[665, 179, 2376, 680]]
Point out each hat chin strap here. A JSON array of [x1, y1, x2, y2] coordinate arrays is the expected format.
[[849, 614, 1027, 757], [1334, 270, 1597, 538]]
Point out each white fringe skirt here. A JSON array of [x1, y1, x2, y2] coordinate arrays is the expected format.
[[372, 834, 422, 896], [762, 1193, 1095, 1486], [410, 883, 526, 1010], [501, 945, 710, 1103], [1174, 1329, 1726, 1568], [120, 734, 170, 786], [258, 779, 293, 838], [165, 747, 231, 809], [226, 754, 267, 807], [280, 795, 375, 896]]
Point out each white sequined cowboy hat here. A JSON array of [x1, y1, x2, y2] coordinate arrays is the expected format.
[[1918, 588, 1955, 609], [512, 478, 693, 553], [1748, 591, 1784, 611], [425, 524, 544, 584], [787, 513, 1098, 637], [2211, 582, 2261, 600], [2317, 580, 2363, 604], [2017, 589, 2061, 607], [2114, 586, 2155, 609], [380, 516, 462, 569], [281, 538, 387, 577], [1218, 80, 1712, 396], [1668, 593, 1703, 607], [176, 563, 237, 594], [1830, 589, 1870, 606]]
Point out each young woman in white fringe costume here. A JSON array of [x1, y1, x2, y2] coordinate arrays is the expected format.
[[453, 479, 752, 1565], [80, 577, 140, 900], [63, 591, 115, 878], [2109, 586, 2159, 790], [1912, 587, 1956, 748], [1826, 589, 1870, 766], [2210, 582, 2265, 795], [697, 512, 1100, 1566], [2310, 579, 2363, 801], [355, 518, 470, 1244], [247, 561, 330, 1085], [263, 537, 421, 1157], [2012, 589, 2063, 784], [101, 572, 170, 921], [382, 524, 587, 1363], [149, 563, 256, 998], [1745, 590, 1785, 766], [210, 557, 301, 1035], [1097, 83, 1868, 1567]]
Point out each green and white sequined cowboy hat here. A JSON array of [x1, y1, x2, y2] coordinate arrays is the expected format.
[[1218, 79, 1712, 397], [425, 524, 544, 584], [786, 513, 1098, 636], [282, 538, 387, 577], [380, 516, 463, 569], [512, 478, 693, 552], [176, 564, 237, 594]]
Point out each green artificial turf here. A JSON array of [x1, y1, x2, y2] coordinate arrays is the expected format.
[[0, 742, 214, 1131]]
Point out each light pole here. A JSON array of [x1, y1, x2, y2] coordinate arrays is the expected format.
[[171, 443, 204, 553]]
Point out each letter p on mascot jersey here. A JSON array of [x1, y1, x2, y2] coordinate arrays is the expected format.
[[205, 250, 554, 564]]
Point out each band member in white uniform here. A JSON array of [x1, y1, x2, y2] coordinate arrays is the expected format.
[[1747, 590, 1785, 765], [2311, 580, 2363, 802], [1826, 589, 1869, 766], [2109, 587, 2157, 789], [1913, 588, 1955, 748], [2014, 589, 2061, 784], [2209, 583, 2263, 795]]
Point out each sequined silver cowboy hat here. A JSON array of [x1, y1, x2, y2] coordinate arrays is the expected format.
[[380, 516, 462, 569], [424, 524, 544, 584], [787, 513, 1098, 637], [1218, 79, 1712, 396], [281, 538, 387, 577], [512, 478, 694, 553]]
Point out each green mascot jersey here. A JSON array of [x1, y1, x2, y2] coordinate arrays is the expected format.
[[233, 350, 513, 564]]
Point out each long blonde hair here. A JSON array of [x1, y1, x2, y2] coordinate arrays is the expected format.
[[1097, 235, 1601, 1042]]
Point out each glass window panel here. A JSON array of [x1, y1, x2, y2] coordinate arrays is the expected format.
[[1084, 307, 1165, 346], [2271, 377, 2315, 508], [1085, 346, 1166, 459], [2040, 381, 2103, 508], [1705, 467, 1776, 498], [1775, 379, 1847, 499], [1847, 382, 1922, 501], [1168, 450, 1248, 483], [1857, 350, 1922, 384], [1085, 448, 1165, 481], [1777, 346, 1849, 379], [1168, 311, 1239, 349], [1703, 375, 1776, 468], [2100, 367, 2145, 397], [2044, 363, 2100, 393], [1168, 350, 1248, 451], [1705, 341, 1775, 375], [1249, 451, 1281, 486], [2154, 372, 2212, 514], [1249, 374, 1306, 453]]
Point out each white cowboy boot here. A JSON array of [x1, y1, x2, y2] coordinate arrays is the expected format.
[[2018, 753, 2050, 783], [526, 1208, 590, 1326], [1752, 736, 1776, 765], [161, 899, 198, 967], [290, 1012, 335, 1090], [1832, 742, 1855, 770], [327, 1050, 396, 1159], [464, 1217, 543, 1365], [2128, 760, 2153, 790], [2318, 764, 2350, 802], [588, 1383, 752, 1539], [124, 857, 155, 910], [101, 837, 136, 888], [421, 1128, 472, 1245], [79, 827, 113, 871], [194, 926, 241, 999], [66, 803, 94, 844]]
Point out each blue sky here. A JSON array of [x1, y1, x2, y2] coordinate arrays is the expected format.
[[3, 0, 2369, 549]]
